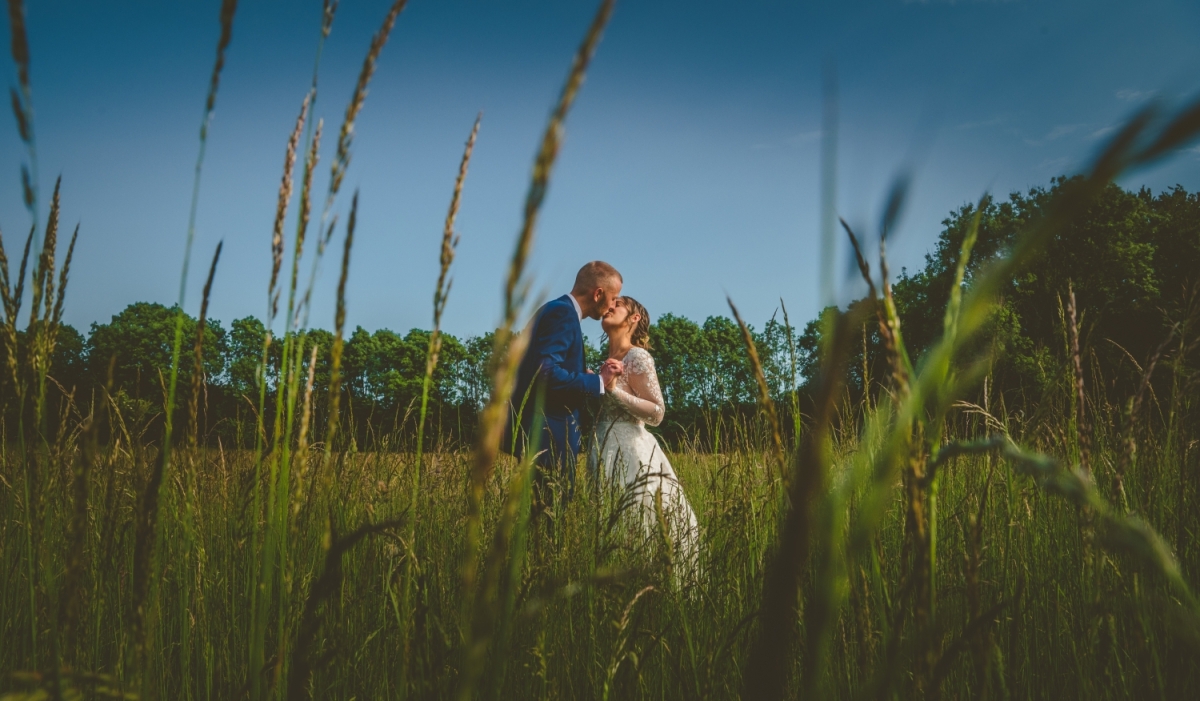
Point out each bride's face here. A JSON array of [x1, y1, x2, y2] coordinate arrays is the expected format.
[[601, 297, 631, 335]]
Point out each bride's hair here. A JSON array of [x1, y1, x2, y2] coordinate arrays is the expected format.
[[623, 297, 652, 350]]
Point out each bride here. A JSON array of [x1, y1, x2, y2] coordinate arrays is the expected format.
[[589, 296, 699, 574]]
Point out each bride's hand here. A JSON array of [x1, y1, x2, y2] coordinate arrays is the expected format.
[[600, 358, 623, 388]]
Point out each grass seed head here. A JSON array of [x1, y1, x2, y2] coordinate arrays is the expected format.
[[203, 0, 238, 125], [51, 223, 77, 327], [321, 0, 339, 39], [6, 0, 29, 93], [270, 93, 310, 320], [190, 241, 223, 446], [330, 0, 407, 199], [295, 118, 321, 273]]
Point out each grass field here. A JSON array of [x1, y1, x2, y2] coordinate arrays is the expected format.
[[2, 394, 1199, 699], [3, 0, 1200, 698]]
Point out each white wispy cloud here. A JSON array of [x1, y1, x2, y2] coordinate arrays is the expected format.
[[786, 129, 823, 145], [1036, 156, 1071, 172], [1116, 89, 1156, 102], [955, 116, 1005, 131], [1088, 125, 1117, 140], [751, 130, 822, 151], [1045, 124, 1084, 141], [1024, 123, 1087, 146]]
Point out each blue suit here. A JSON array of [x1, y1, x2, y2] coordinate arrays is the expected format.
[[506, 294, 603, 501]]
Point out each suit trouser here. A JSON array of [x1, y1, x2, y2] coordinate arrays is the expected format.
[[527, 413, 583, 513]]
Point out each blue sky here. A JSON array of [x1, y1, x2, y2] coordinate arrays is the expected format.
[[2, 0, 1199, 341]]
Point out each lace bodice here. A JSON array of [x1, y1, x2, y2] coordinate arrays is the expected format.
[[601, 347, 665, 427]]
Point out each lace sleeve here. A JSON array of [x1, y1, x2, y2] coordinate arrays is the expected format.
[[609, 348, 666, 427]]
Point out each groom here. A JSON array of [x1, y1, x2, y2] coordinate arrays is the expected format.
[[506, 261, 624, 508]]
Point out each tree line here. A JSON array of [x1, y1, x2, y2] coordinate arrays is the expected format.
[[0, 299, 798, 449], [4, 176, 1198, 449], [801, 177, 1200, 430]]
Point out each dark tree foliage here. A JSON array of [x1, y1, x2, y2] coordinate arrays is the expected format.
[[801, 177, 1200, 419], [48, 322, 87, 395], [226, 316, 270, 398], [342, 326, 468, 411], [651, 314, 711, 410], [649, 314, 788, 411], [896, 178, 1199, 402], [455, 331, 495, 413], [645, 313, 798, 447], [86, 302, 226, 401]]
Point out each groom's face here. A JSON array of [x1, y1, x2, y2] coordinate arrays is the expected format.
[[589, 279, 622, 319]]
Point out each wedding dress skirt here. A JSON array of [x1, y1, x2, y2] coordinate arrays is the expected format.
[[587, 347, 699, 575]]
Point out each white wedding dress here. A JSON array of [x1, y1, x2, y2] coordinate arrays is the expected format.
[[589, 346, 700, 574]]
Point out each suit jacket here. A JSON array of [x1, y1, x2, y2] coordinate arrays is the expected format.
[[505, 294, 603, 461]]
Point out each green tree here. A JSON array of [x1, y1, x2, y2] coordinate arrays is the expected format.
[[650, 313, 710, 408], [701, 315, 757, 407], [87, 302, 226, 402], [756, 316, 796, 400], [300, 327, 336, 400], [456, 332, 495, 412], [342, 326, 469, 414], [50, 323, 87, 395], [227, 316, 268, 398], [816, 176, 1200, 407]]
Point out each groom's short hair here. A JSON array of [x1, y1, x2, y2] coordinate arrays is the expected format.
[[572, 261, 622, 293]]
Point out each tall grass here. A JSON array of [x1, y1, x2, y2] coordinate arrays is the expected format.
[[4, 1, 1200, 700], [396, 112, 480, 697], [141, 3, 237, 697], [458, 4, 613, 698]]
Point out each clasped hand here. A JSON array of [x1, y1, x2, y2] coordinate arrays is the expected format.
[[599, 358, 623, 389]]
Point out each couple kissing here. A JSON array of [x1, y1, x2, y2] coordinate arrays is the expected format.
[[504, 261, 698, 568]]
